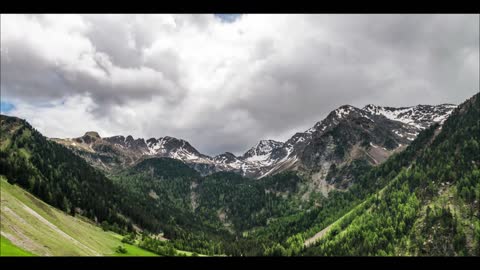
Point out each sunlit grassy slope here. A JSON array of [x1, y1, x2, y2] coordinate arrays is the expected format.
[[0, 176, 157, 256], [1, 235, 34, 256]]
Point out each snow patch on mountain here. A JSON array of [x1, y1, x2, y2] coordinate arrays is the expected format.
[[363, 104, 456, 130], [56, 102, 456, 179], [335, 105, 355, 119]]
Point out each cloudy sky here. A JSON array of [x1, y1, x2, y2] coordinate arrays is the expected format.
[[1, 14, 479, 156]]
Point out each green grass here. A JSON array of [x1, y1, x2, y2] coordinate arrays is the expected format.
[[0, 176, 157, 256], [1, 235, 35, 256], [112, 244, 158, 257]]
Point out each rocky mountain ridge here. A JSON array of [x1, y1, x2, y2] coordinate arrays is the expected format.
[[51, 103, 456, 180]]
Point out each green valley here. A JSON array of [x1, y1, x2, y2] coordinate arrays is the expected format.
[[1, 92, 478, 256]]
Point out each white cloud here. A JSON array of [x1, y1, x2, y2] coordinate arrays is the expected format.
[[1, 14, 478, 155]]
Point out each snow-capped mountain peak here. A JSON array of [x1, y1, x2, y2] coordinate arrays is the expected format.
[[145, 136, 205, 161], [334, 105, 356, 119], [243, 140, 284, 158], [214, 152, 238, 163], [54, 102, 457, 179]]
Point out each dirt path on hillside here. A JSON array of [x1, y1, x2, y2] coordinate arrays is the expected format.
[[304, 224, 333, 247]]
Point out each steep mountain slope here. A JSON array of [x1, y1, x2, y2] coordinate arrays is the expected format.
[[245, 126, 438, 255], [0, 116, 135, 230], [53, 104, 455, 182], [0, 120, 219, 256], [0, 177, 157, 256], [300, 93, 479, 256], [0, 115, 199, 234], [109, 158, 210, 236], [196, 171, 305, 232]]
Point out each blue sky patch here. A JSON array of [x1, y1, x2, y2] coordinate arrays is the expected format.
[[215, 14, 241, 23], [1, 101, 15, 113]]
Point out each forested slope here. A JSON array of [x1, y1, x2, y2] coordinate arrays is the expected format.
[[302, 92, 479, 256]]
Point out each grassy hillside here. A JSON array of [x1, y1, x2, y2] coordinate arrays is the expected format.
[[1, 235, 34, 256], [0, 176, 157, 256]]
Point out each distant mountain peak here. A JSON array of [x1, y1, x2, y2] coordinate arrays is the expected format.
[[337, 104, 357, 110], [257, 139, 283, 147], [333, 105, 360, 119], [243, 139, 284, 158], [214, 152, 240, 164], [78, 131, 101, 144], [221, 152, 237, 158], [84, 131, 101, 139]]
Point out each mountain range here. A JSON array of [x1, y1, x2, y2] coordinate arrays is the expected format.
[[1, 93, 478, 257], [51, 103, 456, 189]]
